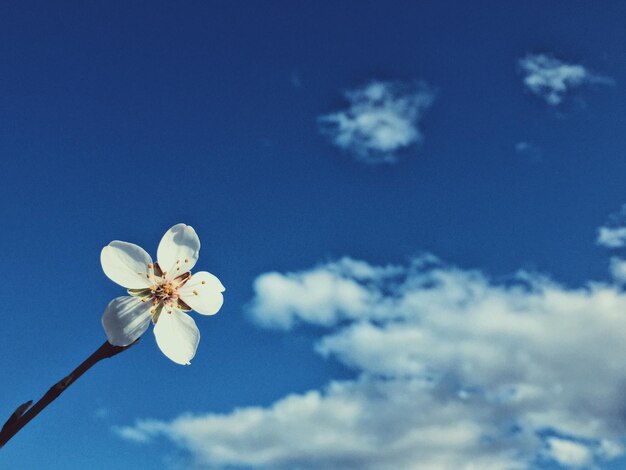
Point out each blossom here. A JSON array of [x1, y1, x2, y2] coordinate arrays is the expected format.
[[100, 224, 225, 365]]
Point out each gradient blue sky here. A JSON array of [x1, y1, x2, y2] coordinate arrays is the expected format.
[[2, 1, 626, 469]]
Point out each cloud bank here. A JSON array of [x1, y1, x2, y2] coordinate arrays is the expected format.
[[318, 81, 435, 164], [117, 257, 626, 469], [518, 54, 613, 106]]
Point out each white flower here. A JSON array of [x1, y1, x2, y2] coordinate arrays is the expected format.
[[100, 224, 225, 365]]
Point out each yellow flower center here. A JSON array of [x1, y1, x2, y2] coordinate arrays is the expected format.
[[129, 262, 192, 323]]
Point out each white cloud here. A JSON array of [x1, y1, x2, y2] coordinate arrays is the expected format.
[[598, 227, 626, 248], [599, 439, 624, 459], [113, 423, 157, 443], [519, 54, 613, 106], [546, 438, 593, 468], [597, 205, 626, 248], [609, 257, 626, 283], [118, 379, 529, 470], [116, 257, 626, 469], [318, 80, 435, 164], [249, 257, 405, 329]]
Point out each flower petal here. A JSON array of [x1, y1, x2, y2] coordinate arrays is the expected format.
[[101, 241, 153, 289], [157, 224, 201, 278], [102, 296, 153, 346], [153, 310, 200, 365], [179, 271, 225, 315]]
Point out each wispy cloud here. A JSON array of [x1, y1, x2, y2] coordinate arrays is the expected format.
[[94, 407, 109, 420], [117, 257, 626, 469], [318, 81, 435, 165], [515, 142, 542, 162], [518, 54, 613, 106], [290, 71, 302, 89], [597, 205, 626, 248]]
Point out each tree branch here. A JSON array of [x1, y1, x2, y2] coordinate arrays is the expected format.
[[0, 340, 138, 449]]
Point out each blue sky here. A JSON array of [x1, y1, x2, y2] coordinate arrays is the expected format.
[[2, 1, 626, 468]]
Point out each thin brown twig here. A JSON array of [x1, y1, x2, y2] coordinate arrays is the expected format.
[[0, 339, 138, 449]]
